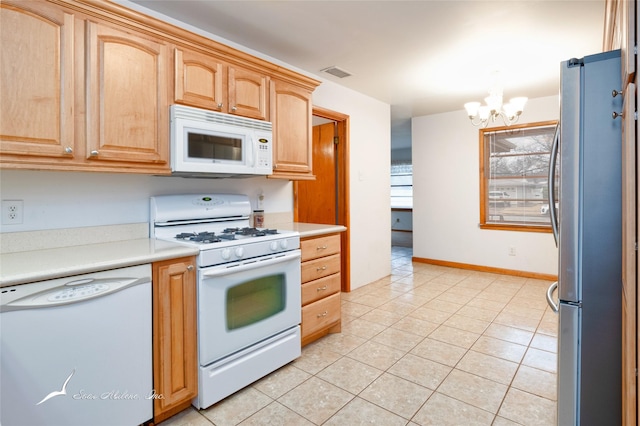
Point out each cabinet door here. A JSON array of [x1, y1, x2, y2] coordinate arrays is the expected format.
[[152, 257, 197, 423], [0, 1, 75, 160], [270, 79, 314, 179], [86, 21, 169, 170], [228, 65, 268, 120], [174, 47, 225, 112]]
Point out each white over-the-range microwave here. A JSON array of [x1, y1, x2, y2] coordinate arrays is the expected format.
[[170, 104, 273, 178]]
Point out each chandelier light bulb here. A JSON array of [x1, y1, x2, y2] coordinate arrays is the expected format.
[[478, 106, 490, 120], [510, 97, 528, 113], [464, 102, 481, 118]]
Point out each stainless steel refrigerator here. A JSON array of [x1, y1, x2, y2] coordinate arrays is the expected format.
[[546, 50, 622, 425]]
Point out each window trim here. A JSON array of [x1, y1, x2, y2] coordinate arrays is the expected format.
[[479, 120, 558, 233]]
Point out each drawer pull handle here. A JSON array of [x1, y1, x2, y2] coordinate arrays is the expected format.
[[317, 245, 328, 250], [317, 311, 328, 318], [316, 265, 327, 272], [317, 286, 327, 292]]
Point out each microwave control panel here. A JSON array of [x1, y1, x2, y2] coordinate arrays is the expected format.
[[256, 136, 272, 169]]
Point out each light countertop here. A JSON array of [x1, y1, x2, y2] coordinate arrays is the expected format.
[[0, 239, 198, 287], [283, 222, 347, 238], [0, 222, 345, 287]]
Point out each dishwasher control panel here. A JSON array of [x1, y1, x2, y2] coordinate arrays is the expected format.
[[48, 282, 110, 301], [0, 264, 151, 312]]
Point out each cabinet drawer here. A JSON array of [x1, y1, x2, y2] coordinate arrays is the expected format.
[[301, 254, 340, 283], [301, 273, 340, 306], [301, 292, 341, 338], [301, 234, 340, 261]]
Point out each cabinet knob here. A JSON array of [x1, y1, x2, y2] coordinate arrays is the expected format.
[[612, 111, 623, 119], [90, 150, 99, 156], [64, 147, 73, 154], [217, 103, 223, 110], [612, 89, 622, 98], [316, 265, 327, 272], [231, 106, 237, 112], [186, 265, 194, 271]]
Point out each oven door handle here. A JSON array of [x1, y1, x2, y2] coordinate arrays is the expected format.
[[203, 250, 301, 277]]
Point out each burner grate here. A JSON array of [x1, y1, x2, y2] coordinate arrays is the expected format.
[[172, 228, 281, 245], [175, 232, 223, 244], [223, 227, 279, 237]]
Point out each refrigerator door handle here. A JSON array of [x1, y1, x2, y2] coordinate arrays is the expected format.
[[546, 281, 559, 313], [548, 124, 560, 247]]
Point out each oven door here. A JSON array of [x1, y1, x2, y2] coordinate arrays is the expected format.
[[197, 250, 301, 366]]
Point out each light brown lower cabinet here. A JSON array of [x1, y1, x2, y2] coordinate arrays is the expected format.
[[300, 234, 342, 346], [152, 256, 197, 423]]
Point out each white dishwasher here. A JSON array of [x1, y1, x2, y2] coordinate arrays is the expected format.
[[0, 264, 153, 426]]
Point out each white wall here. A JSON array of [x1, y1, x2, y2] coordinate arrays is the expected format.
[[412, 96, 559, 276], [0, 1, 392, 291], [313, 80, 392, 289], [0, 171, 291, 231]]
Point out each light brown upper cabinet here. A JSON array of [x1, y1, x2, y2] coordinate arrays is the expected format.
[[174, 47, 268, 121], [227, 64, 268, 120], [269, 78, 314, 180], [85, 20, 170, 171], [0, 1, 77, 163], [174, 47, 224, 112], [1, 0, 320, 178], [1, 0, 170, 173]]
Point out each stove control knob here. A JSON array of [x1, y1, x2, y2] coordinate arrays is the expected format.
[[234, 247, 244, 258], [221, 248, 231, 260], [269, 241, 278, 251], [279, 239, 289, 249]]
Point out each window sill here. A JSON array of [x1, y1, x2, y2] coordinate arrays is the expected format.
[[479, 223, 552, 233]]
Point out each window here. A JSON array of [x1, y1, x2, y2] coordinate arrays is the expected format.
[[391, 162, 413, 208], [479, 120, 558, 232]]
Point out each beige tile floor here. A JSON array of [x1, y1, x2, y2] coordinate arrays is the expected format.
[[161, 246, 558, 426]]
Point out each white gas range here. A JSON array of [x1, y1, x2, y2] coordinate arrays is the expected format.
[[150, 194, 301, 409]]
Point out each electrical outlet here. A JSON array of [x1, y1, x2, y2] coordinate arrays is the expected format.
[[2, 200, 23, 225], [508, 246, 516, 256]]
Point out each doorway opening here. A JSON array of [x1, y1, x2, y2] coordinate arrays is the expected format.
[[293, 107, 350, 292]]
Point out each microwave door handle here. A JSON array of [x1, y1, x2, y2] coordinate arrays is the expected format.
[[246, 136, 255, 167]]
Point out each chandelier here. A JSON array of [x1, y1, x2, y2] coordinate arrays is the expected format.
[[464, 74, 527, 128]]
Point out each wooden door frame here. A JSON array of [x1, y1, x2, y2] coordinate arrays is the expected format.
[[293, 106, 351, 292]]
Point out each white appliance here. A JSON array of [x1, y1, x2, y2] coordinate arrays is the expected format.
[[546, 50, 622, 425], [170, 104, 273, 177], [0, 264, 152, 426], [150, 194, 301, 409]]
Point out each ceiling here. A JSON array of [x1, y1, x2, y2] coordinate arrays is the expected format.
[[131, 0, 606, 149]]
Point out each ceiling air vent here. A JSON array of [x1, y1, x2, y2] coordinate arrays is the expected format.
[[321, 66, 352, 79]]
